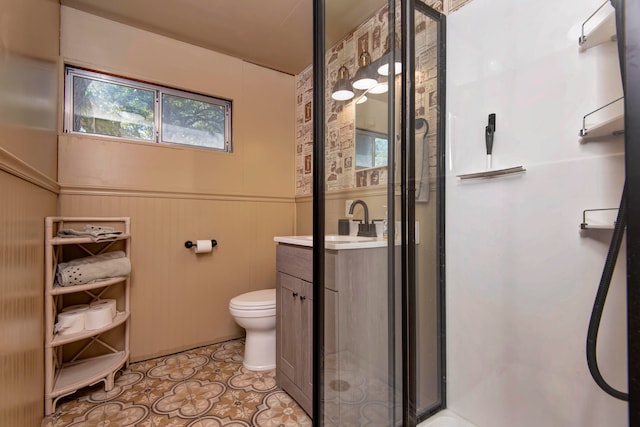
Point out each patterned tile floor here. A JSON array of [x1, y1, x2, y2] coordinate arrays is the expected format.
[[42, 339, 312, 427]]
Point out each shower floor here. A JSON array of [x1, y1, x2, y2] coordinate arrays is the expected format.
[[41, 339, 311, 426]]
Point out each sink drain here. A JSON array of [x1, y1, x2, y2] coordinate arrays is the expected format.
[[329, 379, 350, 392]]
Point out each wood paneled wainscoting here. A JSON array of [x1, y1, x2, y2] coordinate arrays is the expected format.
[[0, 168, 58, 425], [59, 188, 296, 362]]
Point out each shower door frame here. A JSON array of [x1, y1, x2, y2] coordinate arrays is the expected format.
[[311, 1, 447, 425], [625, 0, 640, 423]]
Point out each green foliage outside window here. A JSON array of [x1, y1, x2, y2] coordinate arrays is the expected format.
[[67, 67, 231, 151]]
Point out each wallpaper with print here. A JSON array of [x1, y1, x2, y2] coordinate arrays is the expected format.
[[295, 0, 474, 195]]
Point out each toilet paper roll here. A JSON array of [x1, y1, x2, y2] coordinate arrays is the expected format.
[[84, 304, 113, 330], [194, 239, 213, 254], [61, 304, 89, 313], [90, 299, 117, 319], [56, 309, 85, 335]]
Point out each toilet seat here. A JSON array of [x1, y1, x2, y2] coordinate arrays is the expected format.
[[229, 289, 276, 311]]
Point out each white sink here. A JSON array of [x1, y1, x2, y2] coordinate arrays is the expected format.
[[297, 235, 376, 242], [275, 224, 419, 250], [274, 234, 385, 250]]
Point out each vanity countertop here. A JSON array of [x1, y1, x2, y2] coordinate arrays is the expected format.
[[274, 234, 398, 250]]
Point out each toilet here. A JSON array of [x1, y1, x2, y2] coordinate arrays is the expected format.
[[229, 288, 276, 371]]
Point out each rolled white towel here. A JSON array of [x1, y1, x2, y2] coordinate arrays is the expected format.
[[57, 257, 131, 287], [57, 251, 125, 270]]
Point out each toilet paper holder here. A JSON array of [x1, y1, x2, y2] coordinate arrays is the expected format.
[[184, 240, 218, 249]]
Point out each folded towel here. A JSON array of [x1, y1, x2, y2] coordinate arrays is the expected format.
[[56, 256, 131, 287], [57, 224, 123, 242]]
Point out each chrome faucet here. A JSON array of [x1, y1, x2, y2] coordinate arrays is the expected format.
[[348, 200, 376, 237]]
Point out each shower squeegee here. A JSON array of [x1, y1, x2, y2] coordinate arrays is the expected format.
[[485, 113, 496, 169]]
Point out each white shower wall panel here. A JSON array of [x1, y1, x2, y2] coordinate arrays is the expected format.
[[446, 0, 627, 426]]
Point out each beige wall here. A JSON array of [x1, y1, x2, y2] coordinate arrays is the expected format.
[[0, 172, 57, 425], [0, 0, 60, 423], [59, 7, 296, 361], [0, 0, 59, 179]]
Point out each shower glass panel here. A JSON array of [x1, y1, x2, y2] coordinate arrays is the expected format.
[[316, 0, 444, 424], [322, 1, 402, 425], [413, 2, 445, 419]]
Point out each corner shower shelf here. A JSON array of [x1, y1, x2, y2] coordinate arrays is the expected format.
[[580, 113, 624, 141], [579, 97, 624, 141], [579, 1, 616, 52], [580, 208, 617, 230], [456, 165, 526, 180]]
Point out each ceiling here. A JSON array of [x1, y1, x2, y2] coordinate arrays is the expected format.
[[60, 0, 387, 75]]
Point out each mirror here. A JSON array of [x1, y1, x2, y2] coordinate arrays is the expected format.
[[354, 92, 390, 187]]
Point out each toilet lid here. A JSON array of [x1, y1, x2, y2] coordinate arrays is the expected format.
[[229, 289, 276, 310]]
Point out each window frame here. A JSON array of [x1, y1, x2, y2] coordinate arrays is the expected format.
[[355, 127, 389, 170], [64, 66, 232, 152]]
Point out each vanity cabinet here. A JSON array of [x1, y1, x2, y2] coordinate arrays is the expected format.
[[276, 244, 313, 415], [44, 217, 131, 415], [275, 240, 391, 417]]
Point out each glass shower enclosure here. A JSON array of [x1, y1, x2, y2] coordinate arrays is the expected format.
[[312, 0, 446, 425]]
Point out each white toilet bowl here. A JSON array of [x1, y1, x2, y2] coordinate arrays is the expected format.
[[229, 288, 276, 371]]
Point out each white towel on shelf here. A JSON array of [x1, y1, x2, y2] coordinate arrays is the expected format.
[[57, 250, 125, 269], [56, 251, 131, 287], [57, 224, 123, 242]]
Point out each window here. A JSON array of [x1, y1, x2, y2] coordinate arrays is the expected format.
[[355, 128, 388, 169], [64, 67, 232, 152]]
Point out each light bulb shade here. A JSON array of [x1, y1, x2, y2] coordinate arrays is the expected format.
[[352, 67, 378, 90], [377, 34, 402, 76], [377, 55, 402, 76], [332, 65, 354, 101], [368, 81, 388, 94], [352, 50, 378, 90], [356, 95, 368, 104]]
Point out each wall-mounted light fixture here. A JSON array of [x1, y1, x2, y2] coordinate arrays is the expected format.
[[368, 76, 389, 94], [356, 94, 368, 104], [352, 50, 378, 90], [377, 35, 402, 76], [331, 65, 355, 101]]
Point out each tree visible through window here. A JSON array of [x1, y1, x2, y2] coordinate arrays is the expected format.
[[73, 76, 155, 140], [162, 94, 226, 149], [65, 67, 232, 152]]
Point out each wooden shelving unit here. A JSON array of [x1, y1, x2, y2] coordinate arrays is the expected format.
[[44, 217, 131, 415]]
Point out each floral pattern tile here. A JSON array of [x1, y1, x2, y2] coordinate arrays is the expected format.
[[42, 339, 311, 427]]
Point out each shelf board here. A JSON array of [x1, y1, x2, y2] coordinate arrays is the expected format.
[[457, 166, 526, 180], [48, 233, 130, 246], [49, 276, 127, 296], [581, 222, 615, 230], [580, 113, 624, 141], [48, 351, 129, 399], [579, 8, 616, 52], [49, 312, 130, 347]]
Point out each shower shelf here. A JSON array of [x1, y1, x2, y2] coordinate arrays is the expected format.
[[580, 208, 617, 230], [579, 113, 624, 141], [456, 165, 526, 180], [579, 1, 616, 52], [579, 97, 624, 141]]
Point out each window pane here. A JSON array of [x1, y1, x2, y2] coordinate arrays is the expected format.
[[374, 137, 388, 167], [355, 131, 374, 169], [72, 76, 154, 140], [161, 94, 227, 149]]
